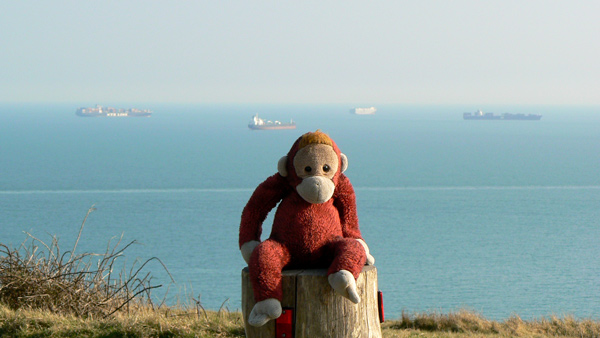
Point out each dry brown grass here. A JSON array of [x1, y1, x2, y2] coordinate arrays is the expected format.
[[0, 206, 170, 318], [382, 310, 600, 338], [3, 305, 600, 338], [0, 303, 245, 338]]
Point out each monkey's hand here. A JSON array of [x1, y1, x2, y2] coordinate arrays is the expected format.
[[241, 240, 260, 264], [356, 239, 375, 265]]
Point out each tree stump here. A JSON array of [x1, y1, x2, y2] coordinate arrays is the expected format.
[[241, 265, 382, 338]]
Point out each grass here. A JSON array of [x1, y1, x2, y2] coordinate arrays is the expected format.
[[2, 305, 600, 338], [1, 207, 599, 337], [0, 206, 170, 319], [381, 310, 600, 337], [0, 303, 245, 338]]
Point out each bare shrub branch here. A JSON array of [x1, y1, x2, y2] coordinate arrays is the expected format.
[[0, 206, 169, 318]]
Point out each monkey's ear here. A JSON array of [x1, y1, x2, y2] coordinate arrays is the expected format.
[[340, 153, 348, 173], [278, 156, 288, 177]]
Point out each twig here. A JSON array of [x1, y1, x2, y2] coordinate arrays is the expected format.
[[70, 205, 96, 259]]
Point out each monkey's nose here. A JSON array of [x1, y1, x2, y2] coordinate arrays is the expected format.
[[296, 176, 335, 204]]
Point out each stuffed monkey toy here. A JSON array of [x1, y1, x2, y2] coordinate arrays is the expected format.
[[239, 130, 375, 327]]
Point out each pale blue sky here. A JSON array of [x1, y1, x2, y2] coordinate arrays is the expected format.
[[1, 1, 599, 104]]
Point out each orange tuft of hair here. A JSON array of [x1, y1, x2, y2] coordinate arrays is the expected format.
[[298, 130, 333, 150]]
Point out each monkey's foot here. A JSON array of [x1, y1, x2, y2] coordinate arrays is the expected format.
[[328, 270, 360, 304], [248, 298, 282, 327]]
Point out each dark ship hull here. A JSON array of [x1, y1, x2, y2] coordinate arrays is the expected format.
[[248, 124, 296, 130], [464, 110, 541, 120], [76, 105, 152, 117]]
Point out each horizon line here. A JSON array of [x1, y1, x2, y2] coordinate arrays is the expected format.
[[1, 101, 600, 107], [1, 185, 599, 195]]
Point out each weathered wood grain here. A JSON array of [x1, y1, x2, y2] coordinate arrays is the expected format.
[[242, 266, 381, 338]]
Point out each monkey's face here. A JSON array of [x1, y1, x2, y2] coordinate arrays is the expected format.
[[292, 144, 339, 204]]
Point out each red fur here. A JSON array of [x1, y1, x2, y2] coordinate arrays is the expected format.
[[239, 135, 366, 302]]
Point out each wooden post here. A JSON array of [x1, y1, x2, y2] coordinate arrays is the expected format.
[[242, 265, 382, 338]]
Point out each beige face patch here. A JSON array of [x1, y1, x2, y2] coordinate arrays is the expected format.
[[293, 143, 339, 179]]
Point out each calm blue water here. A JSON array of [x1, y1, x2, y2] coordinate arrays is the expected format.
[[1, 103, 599, 320]]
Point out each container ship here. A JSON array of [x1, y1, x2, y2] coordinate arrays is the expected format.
[[350, 107, 377, 115], [463, 109, 541, 120], [248, 114, 296, 130], [76, 105, 152, 117]]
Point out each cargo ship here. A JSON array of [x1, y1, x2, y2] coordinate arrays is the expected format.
[[248, 114, 296, 130], [463, 109, 541, 120], [350, 107, 376, 115], [76, 105, 152, 117]]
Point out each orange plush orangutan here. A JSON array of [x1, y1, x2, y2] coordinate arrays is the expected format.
[[239, 130, 374, 327]]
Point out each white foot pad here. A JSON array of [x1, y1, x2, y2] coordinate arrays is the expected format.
[[248, 298, 282, 327], [328, 270, 361, 304]]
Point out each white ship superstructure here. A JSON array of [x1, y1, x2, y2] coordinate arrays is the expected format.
[[351, 107, 377, 115], [248, 114, 296, 130]]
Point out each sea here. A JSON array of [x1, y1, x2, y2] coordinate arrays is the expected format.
[[1, 103, 599, 320]]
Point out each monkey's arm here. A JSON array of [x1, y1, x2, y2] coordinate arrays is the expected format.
[[333, 174, 362, 239], [239, 174, 289, 248], [334, 174, 375, 265]]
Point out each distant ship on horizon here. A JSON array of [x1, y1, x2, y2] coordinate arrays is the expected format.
[[248, 114, 296, 130], [76, 105, 152, 117], [350, 107, 377, 115], [463, 109, 542, 121]]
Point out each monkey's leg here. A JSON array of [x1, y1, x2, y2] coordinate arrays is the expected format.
[[326, 237, 367, 303], [248, 239, 291, 327]]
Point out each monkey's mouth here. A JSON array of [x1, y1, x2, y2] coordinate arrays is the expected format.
[[296, 176, 335, 204]]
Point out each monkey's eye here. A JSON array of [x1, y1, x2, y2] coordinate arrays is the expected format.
[[323, 165, 331, 172], [304, 166, 312, 173]]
